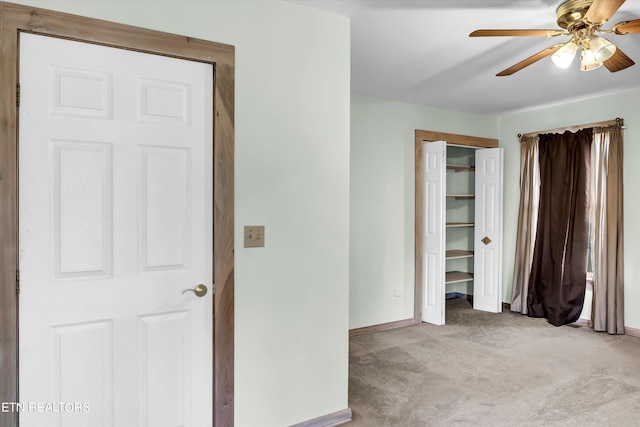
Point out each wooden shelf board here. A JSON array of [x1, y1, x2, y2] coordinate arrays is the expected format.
[[446, 250, 474, 259], [446, 222, 474, 228], [446, 194, 475, 199], [446, 164, 475, 172], [445, 271, 474, 284]]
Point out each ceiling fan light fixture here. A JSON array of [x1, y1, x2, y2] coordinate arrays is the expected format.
[[470, 0, 638, 76], [590, 36, 617, 62], [551, 40, 579, 68], [580, 47, 602, 71]]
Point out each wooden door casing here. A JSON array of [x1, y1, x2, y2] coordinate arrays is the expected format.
[[0, 3, 234, 426]]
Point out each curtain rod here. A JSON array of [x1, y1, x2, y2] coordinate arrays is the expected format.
[[518, 117, 625, 141]]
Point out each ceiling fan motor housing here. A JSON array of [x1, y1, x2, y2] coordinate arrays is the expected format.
[[557, 0, 594, 29]]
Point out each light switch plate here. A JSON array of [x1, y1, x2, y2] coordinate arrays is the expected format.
[[244, 225, 265, 248]]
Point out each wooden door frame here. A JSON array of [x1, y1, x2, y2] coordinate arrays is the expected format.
[[414, 130, 497, 323], [0, 3, 234, 426]]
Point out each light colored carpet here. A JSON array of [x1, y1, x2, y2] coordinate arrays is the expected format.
[[349, 298, 640, 426]]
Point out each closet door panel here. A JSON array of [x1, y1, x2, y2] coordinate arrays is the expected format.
[[473, 148, 503, 313], [422, 141, 446, 325]]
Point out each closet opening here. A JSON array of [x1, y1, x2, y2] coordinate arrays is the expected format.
[[414, 130, 502, 326]]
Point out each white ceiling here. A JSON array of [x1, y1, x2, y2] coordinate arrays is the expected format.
[[289, 0, 640, 115]]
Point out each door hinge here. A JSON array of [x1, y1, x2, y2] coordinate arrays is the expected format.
[[212, 284, 216, 295], [16, 270, 20, 295], [16, 83, 20, 108]]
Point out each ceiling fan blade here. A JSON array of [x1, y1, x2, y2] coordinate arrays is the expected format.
[[612, 19, 640, 35], [470, 29, 565, 37], [585, 0, 625, 24], [603, 47, 635, 72], [496, 44, 564, 76]]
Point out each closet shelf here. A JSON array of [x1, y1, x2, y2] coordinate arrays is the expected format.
[[446, 194, 475, 199], [445, 250, 474, 259], [446, 222, 474, 228], [445, 271, 474, 284], [446, 164, 475, 172]]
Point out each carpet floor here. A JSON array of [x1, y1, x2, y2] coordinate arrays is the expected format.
[[348, 298, 640, 426]]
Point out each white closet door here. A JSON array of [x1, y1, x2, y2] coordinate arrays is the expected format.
[[473, 148, 504, 313], [422, 141, 446, 325]]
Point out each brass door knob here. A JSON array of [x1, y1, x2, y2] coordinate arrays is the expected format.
[[182, 284, 208, 297]]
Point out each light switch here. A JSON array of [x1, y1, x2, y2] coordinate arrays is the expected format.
[[244, 225, 265, 248]]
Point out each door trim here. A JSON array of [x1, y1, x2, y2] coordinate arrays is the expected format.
[[0, 2, 234, 426], [414, 130, 497, 324]]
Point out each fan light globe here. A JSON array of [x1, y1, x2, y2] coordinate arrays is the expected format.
[[552, 41, 578, 68], [590, 36, 616, 63], [580, 47, 602, 71]]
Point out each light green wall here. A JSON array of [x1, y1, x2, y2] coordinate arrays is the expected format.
[[350, 95, 499, 329], [13, 0, 640, 421], [12, 1, 350, 426], [500, 89, 640, 329], [352, 89, 640, 331]]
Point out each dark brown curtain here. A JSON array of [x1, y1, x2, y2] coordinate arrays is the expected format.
[[527, 128, 592, 326]]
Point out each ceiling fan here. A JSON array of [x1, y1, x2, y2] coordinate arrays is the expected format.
[[470, 0, 640, 76]]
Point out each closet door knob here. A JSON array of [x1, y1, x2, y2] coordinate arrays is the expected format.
[[481, 236, 492, 245]]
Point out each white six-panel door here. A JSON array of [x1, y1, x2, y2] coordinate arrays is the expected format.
[[473, 148, 504, 313], [19, 33, 212, 427]]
